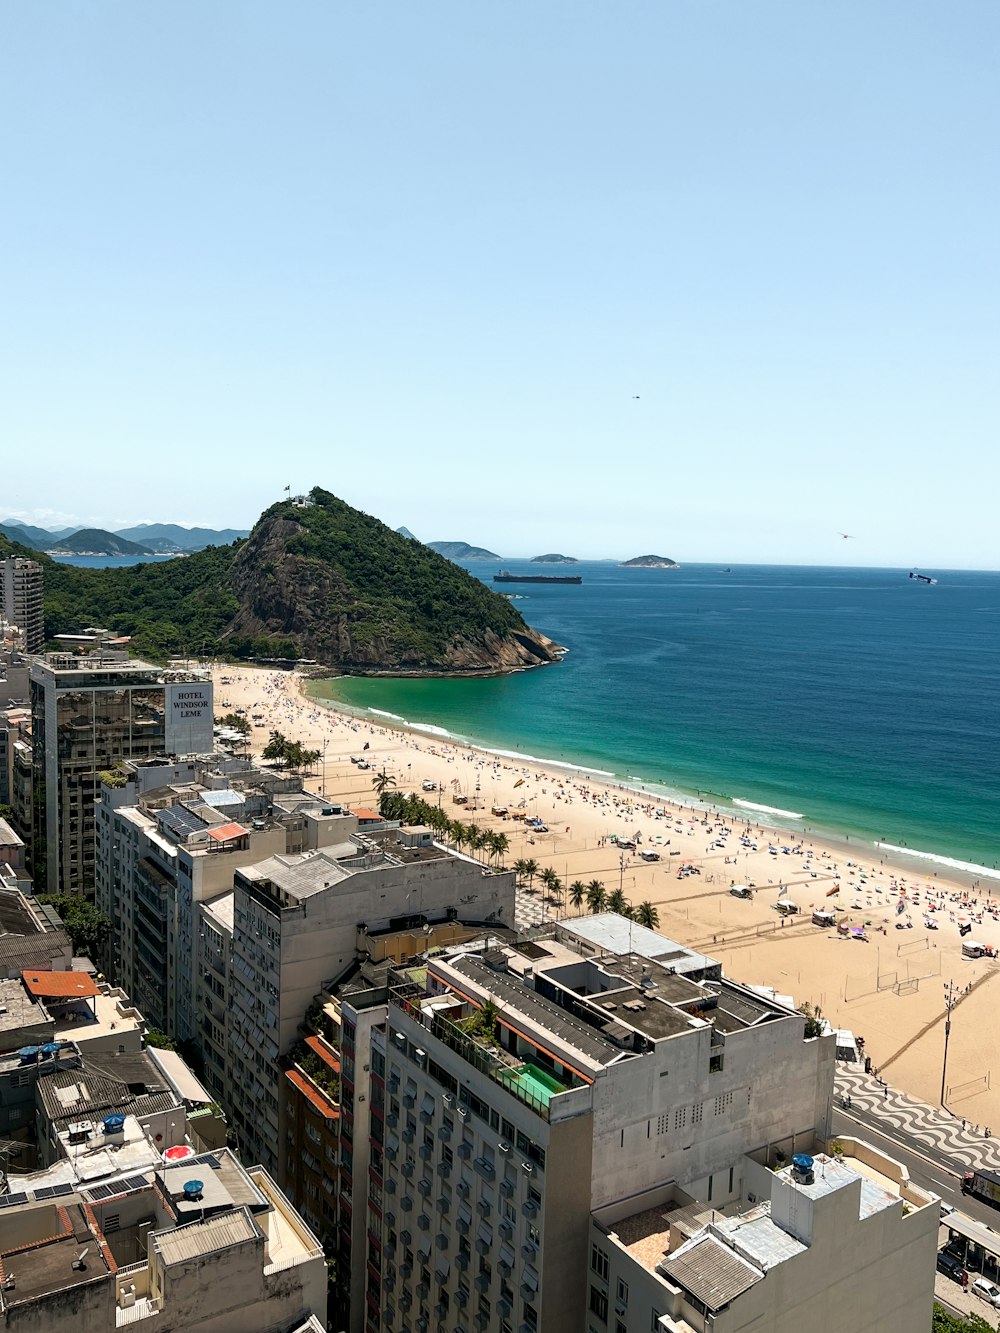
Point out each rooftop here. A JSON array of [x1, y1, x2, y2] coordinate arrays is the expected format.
[[152, 1207, 261, 1266], [660, 1233, 762, 1311], [22, 971, 98, 1000], [443, 954, 620, 1068], [0, 1202, 111, 1308], [558, 914, 721, 977]]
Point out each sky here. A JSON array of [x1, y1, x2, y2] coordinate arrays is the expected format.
[[2, 2, 999, 567]]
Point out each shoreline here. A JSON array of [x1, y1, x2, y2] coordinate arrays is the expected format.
[[306, 675, 1000, 896], [213, 662, 1000, 1127]]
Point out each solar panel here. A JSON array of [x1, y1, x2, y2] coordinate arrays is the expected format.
[[0, 1193, 28, 1208], [157, 806, 207, 839], [122, 1174, 152, 1192], [32, 1183, 74, 1200], [86, 1183, 117, 1201]]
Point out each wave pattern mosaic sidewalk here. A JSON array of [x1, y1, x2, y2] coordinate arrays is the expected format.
[[836, 1065, 1000, 1170]]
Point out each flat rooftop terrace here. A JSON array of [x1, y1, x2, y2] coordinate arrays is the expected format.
[[0, 1202, 110, 1308]]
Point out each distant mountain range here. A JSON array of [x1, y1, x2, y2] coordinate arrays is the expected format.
[[0, 519, 249, 555]]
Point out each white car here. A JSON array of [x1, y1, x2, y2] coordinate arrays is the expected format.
[[972, 1277, 1000, 1308]]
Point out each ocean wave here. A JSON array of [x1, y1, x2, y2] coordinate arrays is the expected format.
[[733, 799, 804, 820], [474, 745, 615, 778], [370, 709, 407, 722], [874, 843, 1000, 881], [410, 723, 457, 739]]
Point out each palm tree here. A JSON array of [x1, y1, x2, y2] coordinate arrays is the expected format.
[[450, 821, 467, 852], [540, 866, 562, 905], [607, 887, 629, 917], [635, 901, 660, 930], [379, 789, 407, 821], [491, 830, 509, 868], [513, 858, 531, 885], [371, 768, 397, 798], [569, 881, 586, 914], [466, 824, 486, 857], [523, 858, 539, 893], [586, 880, 606, 913]]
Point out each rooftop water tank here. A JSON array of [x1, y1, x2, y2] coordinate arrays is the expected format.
[[17, 1047, 39, 1065], [182, 1180, 204, 1201], [103, 1114, 126, 1136], [40, 1043, 61, 1058], [791, 1153, 815, 1185]]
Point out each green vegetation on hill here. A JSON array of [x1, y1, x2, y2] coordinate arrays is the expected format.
[[4, 489, 556, 671], [50, 528, 154, 555], [278, 489, 525, 653]]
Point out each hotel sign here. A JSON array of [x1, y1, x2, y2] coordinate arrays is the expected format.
[[165, 681, 214, 755]]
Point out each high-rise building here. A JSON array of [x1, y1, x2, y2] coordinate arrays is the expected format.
[[228, 831, 515, 1181], [0, 557, 44, 652], [29, 655, 213, 894], [342, 918, 937, 1333]]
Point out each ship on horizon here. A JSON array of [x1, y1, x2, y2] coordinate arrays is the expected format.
[[493, 568, 583, 585]]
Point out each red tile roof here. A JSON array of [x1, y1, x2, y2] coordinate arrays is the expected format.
[[285, 1068, 339, 1120], [22, 970, 99, 999], [206, 822, 248, 842]]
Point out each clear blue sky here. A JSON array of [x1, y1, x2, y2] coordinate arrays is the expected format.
[[2, 2, 998, 566]]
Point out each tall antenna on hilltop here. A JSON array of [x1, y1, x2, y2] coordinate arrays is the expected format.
[[284, 484, 291, 497]]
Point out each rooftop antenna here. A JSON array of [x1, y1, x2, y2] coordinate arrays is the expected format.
[[72, 1247, 90, 1271]]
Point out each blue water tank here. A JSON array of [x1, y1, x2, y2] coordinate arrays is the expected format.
[[103, 1114, 126, 1135], [182, 1180, 204, 1200], [792, 1154, 814, 1171], [40, 1043, 61, 1058], [17, 1047, 39, 1064]]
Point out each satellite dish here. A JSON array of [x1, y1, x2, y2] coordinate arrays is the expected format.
[[72, 1247, 89, 1271]]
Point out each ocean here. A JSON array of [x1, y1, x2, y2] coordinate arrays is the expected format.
[[52, 554, 179, 568], [308, 562, 1000, 875]]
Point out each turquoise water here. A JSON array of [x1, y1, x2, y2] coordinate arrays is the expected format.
[[499, 1063, 565, 1108], [308, 562, 1000, 874]]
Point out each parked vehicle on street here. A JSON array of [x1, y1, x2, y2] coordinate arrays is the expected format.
[[962, 1168, 1000, 1209]]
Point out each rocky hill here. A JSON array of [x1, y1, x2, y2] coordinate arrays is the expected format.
[[531, 553, 577, 564], [31, 489, 561, 673]]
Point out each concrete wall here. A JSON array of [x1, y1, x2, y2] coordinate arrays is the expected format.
[[588, 1020, 834, 1209]]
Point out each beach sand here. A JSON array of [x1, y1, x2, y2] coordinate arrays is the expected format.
[[213, 664, 1000, 1134]]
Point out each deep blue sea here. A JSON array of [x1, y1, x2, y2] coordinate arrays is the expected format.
[[311, 562, 1000, 875], [53, 555, 178, 568]]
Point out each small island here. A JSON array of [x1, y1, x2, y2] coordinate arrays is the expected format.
[[531, 553, 577, 564], [620, 554, 679, 569], [428, 540, 501, 561]]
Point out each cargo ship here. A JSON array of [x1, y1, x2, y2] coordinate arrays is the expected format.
[[493, 569, 582, 585]]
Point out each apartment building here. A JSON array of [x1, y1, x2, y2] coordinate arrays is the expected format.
[[0, 556, 44, 652], [341, 918, 842, 1333], [228, 832, 515, 1181], [591, 1142, 938, 1333], [29, 654, 213, 894]]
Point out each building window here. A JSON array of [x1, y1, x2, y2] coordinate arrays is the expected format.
[[590, 1244, 609, 1281], [656, 1114, 669, 1135], [589, 1287, 609, 1321], [651, 1313, 663, 1331], [616, 1278, 628, 1306]]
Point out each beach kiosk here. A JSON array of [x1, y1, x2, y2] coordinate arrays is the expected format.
[[730, 884, 753, 899], [775, 898, 798, 916], [812, 908, 837, 927]]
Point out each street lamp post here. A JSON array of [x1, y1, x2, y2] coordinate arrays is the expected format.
[[941, 979, 958, 1107]]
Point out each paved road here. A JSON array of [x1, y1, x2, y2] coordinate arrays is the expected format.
[[832, 1104, 1000, 1228]]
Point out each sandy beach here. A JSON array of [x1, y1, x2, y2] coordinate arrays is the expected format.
[[213, 663, 1000, 1134]]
